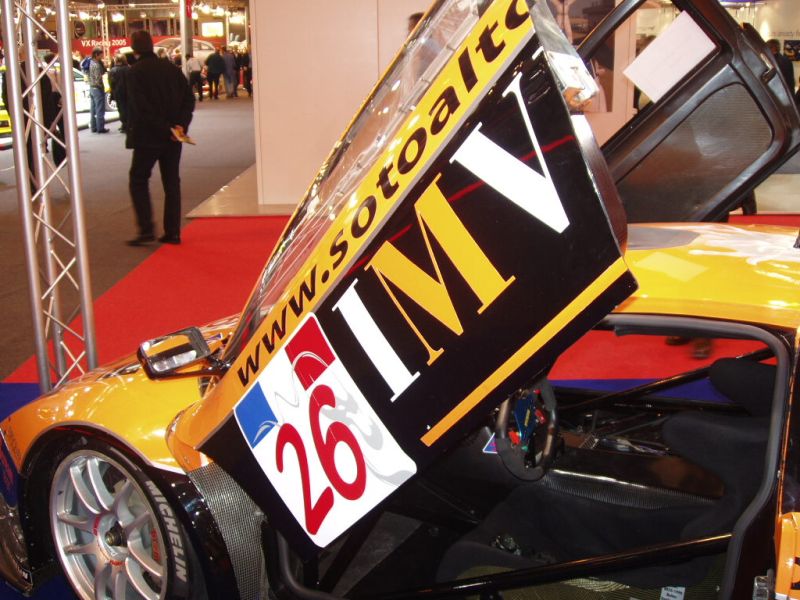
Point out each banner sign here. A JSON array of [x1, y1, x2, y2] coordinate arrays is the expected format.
[[71, 35, 223, 55], [198, 0, 637, 556]]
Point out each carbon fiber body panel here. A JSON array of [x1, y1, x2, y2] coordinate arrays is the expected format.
[[189, 461, 267, 600]]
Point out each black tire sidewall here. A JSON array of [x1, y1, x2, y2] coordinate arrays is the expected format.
[[48, 437, 195, 600]]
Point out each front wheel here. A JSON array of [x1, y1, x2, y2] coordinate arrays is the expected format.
[[49, 441, 200, 600]]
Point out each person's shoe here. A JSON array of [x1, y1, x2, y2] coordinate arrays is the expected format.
[[126, 234, 156, 246], [158, 234, 181, 245], [96, 128, 110, 133]]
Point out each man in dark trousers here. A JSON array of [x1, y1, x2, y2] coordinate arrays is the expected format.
[[205, 47, 225, 100], [126, 30, 195, 246]]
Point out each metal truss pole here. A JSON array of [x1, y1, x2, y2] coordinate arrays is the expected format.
[[180, 0, 192, 77], [100, 5, 110, 62], [1, 0, 98, 392]]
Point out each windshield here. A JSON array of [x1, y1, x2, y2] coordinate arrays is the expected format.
[[224, 0, 491, 361]]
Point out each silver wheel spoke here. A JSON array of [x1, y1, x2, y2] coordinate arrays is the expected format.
[[125, 558, 159, 600], [93, 560, 111, 600], [112, 568, 128, 600], [128, 537, 163, 579], [112, 481, 135, 526], [123, 512, 150, 537], [65, 541, 96, 555], [69, 462, 101, 515], [57, 511, 94, 534], [86, 457, 114, 513]]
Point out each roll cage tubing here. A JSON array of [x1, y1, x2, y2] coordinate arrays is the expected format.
[[261, 314, 793, 600]]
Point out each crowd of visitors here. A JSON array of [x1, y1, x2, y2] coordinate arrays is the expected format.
[[3, 38, 251, 247]]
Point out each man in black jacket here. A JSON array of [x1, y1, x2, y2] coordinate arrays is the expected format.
[[126, 30, 195, 246], [2, 56, 57, 186], [108, 54, 131, 133]]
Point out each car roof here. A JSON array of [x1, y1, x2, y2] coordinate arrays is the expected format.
[[617, 223, 800, 330]]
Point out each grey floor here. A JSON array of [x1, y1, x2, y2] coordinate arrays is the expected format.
[[0, 96, 256, 379]]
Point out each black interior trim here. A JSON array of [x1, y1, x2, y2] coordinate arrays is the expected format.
[[577, 0, 643, 61], [364, 535, 730, 599], [603, 314, 791, 598]]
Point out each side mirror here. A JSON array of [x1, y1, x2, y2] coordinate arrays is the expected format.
[[137, 327, 225, 379]]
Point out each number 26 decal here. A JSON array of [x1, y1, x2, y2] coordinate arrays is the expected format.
[[275, 319, 369, 535], [276, 383, 367, 534]]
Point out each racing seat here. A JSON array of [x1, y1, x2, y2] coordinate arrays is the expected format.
[[436, 359, 773, 595]]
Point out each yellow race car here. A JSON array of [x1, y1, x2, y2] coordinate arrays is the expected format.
[[0, 1, 799, 599]]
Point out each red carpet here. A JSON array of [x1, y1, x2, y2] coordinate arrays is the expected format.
[[5, 216, 288, 383], [729, 213, 800, 226], [5, 214, 799, 384]]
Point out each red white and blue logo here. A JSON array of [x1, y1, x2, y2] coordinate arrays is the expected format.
[[233, 314, 416, 547]]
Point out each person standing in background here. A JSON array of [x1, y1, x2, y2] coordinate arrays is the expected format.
[[222, 46, 237, 98], [109, 54, 131, 133], [232, 50, 241, 97], [125, 31, 195, 246], [239, 48, 252, 97], [88, 48, 108, 133], [767, 39, 795, 90], [186, 52, 204, 102], [2, 51, 57, 184], [205, 47, 224, 100], [43, 52, 66, 164]]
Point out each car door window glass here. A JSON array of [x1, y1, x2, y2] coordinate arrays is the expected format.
[[619, 83, 771, 221], [225, 0, 492, 361], [580, 1, 783, 222], [581, 1, 693, 136]]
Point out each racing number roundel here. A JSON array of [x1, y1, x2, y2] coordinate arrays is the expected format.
[[234, 314, 416, 547]]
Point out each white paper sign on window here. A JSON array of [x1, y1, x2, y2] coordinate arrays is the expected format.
[[623, 11, 715, 104]]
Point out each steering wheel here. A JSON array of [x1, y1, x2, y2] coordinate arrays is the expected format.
[[494, 377, 559, 481]]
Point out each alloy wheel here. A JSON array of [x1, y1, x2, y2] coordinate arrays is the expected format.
[[50, 450, 168, 600]]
